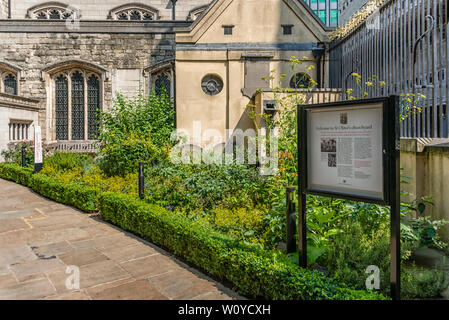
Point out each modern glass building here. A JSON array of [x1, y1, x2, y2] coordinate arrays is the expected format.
[[338, 0, 368, 25], [302, 0, 338, 27]]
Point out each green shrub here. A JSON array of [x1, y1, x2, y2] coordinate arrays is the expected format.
[[43, 152, 92, 173], [0, 163, 33, 186], [30, 173, 99, 212], [98, 192, 386, 300], [97, 92, 174, 176], [323, 220, 391, 294], [402, 264, 448, 299], [0, 163, 98, 212], [144, 162, 271, 212], [98, 131, 165, 177], [1, 140, 34, 166], [323, 219, 449, 299], [182, 207, 267, 245], [0, 163, 386, 300]]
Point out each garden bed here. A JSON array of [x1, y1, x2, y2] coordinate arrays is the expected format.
[[0, 162, 385, 300]]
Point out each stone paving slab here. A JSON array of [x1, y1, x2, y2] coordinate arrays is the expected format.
[[0, 178, 242, 300]]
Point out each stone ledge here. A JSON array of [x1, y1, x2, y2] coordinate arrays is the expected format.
[[0, 20, 191, 34], [0, 92, 40, 111], [400, 138, 449, 154]]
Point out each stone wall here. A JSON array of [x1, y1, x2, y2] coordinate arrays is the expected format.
[[11, 0, 212, 20], [0, 31, 175, 141], [401, 139, 449, 242], [0, 0, 8, 19]]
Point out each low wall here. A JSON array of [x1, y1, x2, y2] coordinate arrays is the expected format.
[[0, 92, 40, 161], [401, 138, 449, 241]]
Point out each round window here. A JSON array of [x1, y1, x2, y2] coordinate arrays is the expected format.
[[290, 73, 311, 89], [201, 75, 223, 95]]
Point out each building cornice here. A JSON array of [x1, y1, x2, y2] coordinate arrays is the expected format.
[[0, 92, 40, 112], [176, 42, 320, 51], [0, 20, 191, 33]]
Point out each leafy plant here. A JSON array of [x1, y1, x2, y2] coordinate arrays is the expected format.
[[43, 152, 91, 173], [402, 264, 449, 299], [1, 139, 34, 166], [96, 92, 174, 176]]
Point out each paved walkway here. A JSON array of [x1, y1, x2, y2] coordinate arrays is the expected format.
[[0, 178, 242, 300]]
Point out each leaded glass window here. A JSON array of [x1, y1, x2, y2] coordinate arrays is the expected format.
[[113, 8, 157, 20], [71, 71, 85, 140], [117, 12, 128, 20], [143, 13, 153, 20], [53, 70, 102, 141], [36, 12, 47, 19], [4, 74, 17, 95], [154, 73, 171, 97], [63, 12, 72, 19], [55, 75, 69, 140], [87, 75, 100, 140], [49, 9, 61, 19], [130, 10, 141, 20]]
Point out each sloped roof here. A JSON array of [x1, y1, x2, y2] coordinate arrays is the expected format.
[[175, 0, 331, 43]]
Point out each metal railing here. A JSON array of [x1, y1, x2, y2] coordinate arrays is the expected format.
[[44, 140, 98, 153], [329, 0, 448, 138]]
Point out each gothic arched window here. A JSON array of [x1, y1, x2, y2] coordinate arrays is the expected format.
[[49, 9, 61, 19], [53, 70, 102, 141], [129, 10, 142, 20], [154, 73, 171, 97], [3, 74, 17, 95], [0, 66, 19, 96], [71, 71, 85, 140], [145, 59, 174, 99], [55, 75, 69, 140], [109, 4, 159, 21], [36, 12, 48, 19], [87, 75, 100, 139], [28, 3, 78, 20]]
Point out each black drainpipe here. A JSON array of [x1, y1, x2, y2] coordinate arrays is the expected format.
[[312, 43, 325, 88], [171, 0, 177, 20], [8, 0, 11, 19]]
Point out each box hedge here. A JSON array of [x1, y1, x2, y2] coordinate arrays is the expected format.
[[0, 163, 387, 300], [0, 163, 98, 212], [30, 173, 99, 212], [0, 163, 34, 187], [98, 191, 387, 300]]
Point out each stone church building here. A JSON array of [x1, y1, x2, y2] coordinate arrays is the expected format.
[[0, 0, 332, 159]]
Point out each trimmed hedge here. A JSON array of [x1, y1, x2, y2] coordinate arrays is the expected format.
[[98, 192, 387, 300], [0, 162, 387, 300], [0, 163, 98, 212], [30, 173, 99, 212], [0, 163, 34, 187]]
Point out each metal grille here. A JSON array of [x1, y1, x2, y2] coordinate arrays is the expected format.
[[155, 73, 171, 97], [328, 0, 449, 138], [87, 75, 100, 140], [71, 71, 85, 140], [4, 74, 17, 95], [55, 75, 68, 140]]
